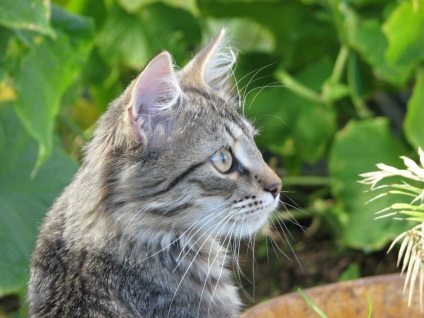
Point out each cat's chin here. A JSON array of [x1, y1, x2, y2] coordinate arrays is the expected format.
[[238, 199, 279, 237], [215, 194, 280, 239]]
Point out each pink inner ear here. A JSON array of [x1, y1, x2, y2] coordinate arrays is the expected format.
[[132, 52, 175, 118], [130, 52, 181, 142]]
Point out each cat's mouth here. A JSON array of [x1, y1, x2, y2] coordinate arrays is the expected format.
[[232, 195, 279, 216], [230, 193, 279, 221], [200, 194, 279, 239]]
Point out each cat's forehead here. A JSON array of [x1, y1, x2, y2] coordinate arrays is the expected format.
[[181, 86, 256, 136]]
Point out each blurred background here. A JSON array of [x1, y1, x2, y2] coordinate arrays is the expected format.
[[0, 0, 423, 316]]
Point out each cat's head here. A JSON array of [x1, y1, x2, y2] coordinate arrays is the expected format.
[[94, 29, 281, 240]]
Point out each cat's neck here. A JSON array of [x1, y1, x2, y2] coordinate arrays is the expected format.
[[58, 171, 229, 269]]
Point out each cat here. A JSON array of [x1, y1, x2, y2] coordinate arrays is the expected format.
[[28, 29, 282, 318]]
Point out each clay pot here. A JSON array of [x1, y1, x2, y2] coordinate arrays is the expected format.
[[242, 274, 422, 317]]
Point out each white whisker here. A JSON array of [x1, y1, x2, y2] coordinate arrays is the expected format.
[[167, 207, 235, 317]]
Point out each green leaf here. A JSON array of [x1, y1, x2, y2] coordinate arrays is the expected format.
[[322, 83, 349, 103], [65, 0, 108, 30], [97, 4, 201, 69], [383, 1, 424, 65], [347, 52, 372, 118], [118, 0, 198, 15], [350, 19, 414, 87], [96, 6, 149, 69], [398, 211, 424, 219], [338, 263, 360, 281], [0, 104, 78, 296], [293, 104, 336, 163], [329, 118, 411, 250], [198, 0, 336, 70], [349, 0, 389, 8], [207, 17, 275, 53], [404, 70, 424, 150], [138, 3, 201, 65], [118, 0, 154, 12], [246, 58, 336, 163], [12, 6, 93, 167], [0, 0, 54, 36], [0, 27, 12, 82], [392, 203, 424, 211], [244, 87, 295, 154]]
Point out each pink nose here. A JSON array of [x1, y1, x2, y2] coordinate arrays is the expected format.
[[264, 182, 282, 199]]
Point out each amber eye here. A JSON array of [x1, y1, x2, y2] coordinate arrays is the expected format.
[[211, 149, 233, 173]]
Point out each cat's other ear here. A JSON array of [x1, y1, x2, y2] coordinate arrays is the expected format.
[[181, 28, 235, 90], [129, 51, 182, 144]]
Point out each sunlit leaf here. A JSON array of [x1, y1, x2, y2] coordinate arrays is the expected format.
[[198, 0, 336, 70], [12, 6, 93, 167], [97, 3, 200, 69], [322, 83, 349, 103], [139, 3, 201, 65], [246, 58, 336, 164], [118, 0, 198, 14], [118, 0, 155, 12], [329, 118, 412, 250], [350, 19, 413, 87], [0, 105, 78, 296], [207, 17, 275, 53], [383, 1, 424, 65], [96, 5, 149, 69], [404, 71, 424, 150], [0, 27, 12, 82], [0, 0, 54, 36]]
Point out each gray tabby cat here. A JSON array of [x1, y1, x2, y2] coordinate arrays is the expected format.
[[28, 29, 281, 318]]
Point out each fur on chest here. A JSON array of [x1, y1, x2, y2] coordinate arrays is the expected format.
[[29, 228, 241, 318]]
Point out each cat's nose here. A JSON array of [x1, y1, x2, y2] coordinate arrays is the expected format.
[[264, 182, 282, 199]]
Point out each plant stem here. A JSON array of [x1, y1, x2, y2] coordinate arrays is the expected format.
[[347, 52, 372, 118], [280, 175, 332, 187], [330, 45, 349, 85], [298, 289, 328, 318], [328, 0, 349, 45], [275, 209, 309, 221], [367, 294, 373, 318], [275, 70, 323, 104]]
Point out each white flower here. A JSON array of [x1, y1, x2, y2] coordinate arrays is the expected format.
[[360, 148, 424, 310], [359, 148, 424, 188], [388, 223, 424, 311]]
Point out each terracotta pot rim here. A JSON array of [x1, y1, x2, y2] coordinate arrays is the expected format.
[[242, 273, 419, 318]]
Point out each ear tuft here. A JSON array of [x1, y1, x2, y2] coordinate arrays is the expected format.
[[182, 28, 236, 90], [130, 52, 182, 144], [202, 29, 236, 89]]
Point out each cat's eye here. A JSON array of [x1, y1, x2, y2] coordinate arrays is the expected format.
[[211, 149, 233, 173]]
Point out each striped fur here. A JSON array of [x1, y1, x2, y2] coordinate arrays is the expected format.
[[28, 29, 281, 318]]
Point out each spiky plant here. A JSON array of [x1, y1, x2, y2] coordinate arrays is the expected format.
[[360, 148, 424, 309]]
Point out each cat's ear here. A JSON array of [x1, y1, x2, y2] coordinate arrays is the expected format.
[[181, 28, 235, 90], [129, 51, 182, 144]]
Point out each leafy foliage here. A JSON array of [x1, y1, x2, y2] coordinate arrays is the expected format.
[[0, 0, 423, 315], [0, 0, 54, 36], [0, 106, 78, 297], [329, 119, 409, 249], [405, 70, 424, 150], [12, 6, 93, 170]]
